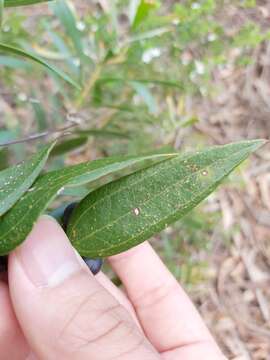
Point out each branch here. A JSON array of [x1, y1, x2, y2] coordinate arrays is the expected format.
[[0, 118, 81, 147]]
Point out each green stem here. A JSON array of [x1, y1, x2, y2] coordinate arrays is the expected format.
[[76, 64, 102, 108]]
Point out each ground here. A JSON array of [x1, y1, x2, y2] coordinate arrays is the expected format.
[[188, 42, 270, 359]]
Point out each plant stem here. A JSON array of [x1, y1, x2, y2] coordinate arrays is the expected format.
[[76, 64, 102, 108]]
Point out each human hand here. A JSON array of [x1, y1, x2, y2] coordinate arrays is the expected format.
[[1, 216, 226, 359]]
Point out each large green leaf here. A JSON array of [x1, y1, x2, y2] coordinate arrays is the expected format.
[[4, 0, 52, 7], [0, 143, 54, 217], [0, 43, 80, 89], [0, 152, 176, 254], [67, 140, 265, 257]]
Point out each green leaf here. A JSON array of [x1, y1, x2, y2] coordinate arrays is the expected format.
[[0, 0, 4, 29], [76, 129, 130, 139], [31, 100, 47, 131], [98, 77, 182, 90], [0, 152, 176, 254], [123, 27, 171, 45], [0, 143, 54, 217], [129, 0, 140, 24], [4, 0, 53, 7], [0, 43, 80, 89], [131, 0, 158, 29], [0, 148, 9, 171], [129, 81, 157, 114], [0, 55, 31, 69], [50, 136, 88, 157], [50, 0, 84, 59], [67, 140, 265, 257]]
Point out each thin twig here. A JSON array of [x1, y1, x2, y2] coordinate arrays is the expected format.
[[0, 120, 79, 147]]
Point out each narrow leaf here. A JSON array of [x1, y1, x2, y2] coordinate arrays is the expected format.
[[4, 0, 53, 7], [0, 152, 176, 254], [76, 129, 130, 139], [0, 143, 54, 217], [123, 27, 171, 45], [132, 0, 158, 29], [128, 0, 140, 24], [0, 55, 31, 69], [129, 81, 157, 114], [50, 136, 88, 157], [0, 0, 4, 29], [97, 77, 182, 90], [31, 100, 47, 131], [67, 140, 265, 257], [50, 0, 84, 59], [0, 148, 9, 171], [0, 43, 80, 89]]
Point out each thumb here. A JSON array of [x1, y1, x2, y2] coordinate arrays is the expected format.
[[9, 216, 158, 360]]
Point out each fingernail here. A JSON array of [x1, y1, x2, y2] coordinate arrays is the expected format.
[[15, 215, 84, 287]]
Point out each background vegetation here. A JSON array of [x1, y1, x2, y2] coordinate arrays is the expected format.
[[1, 1, 270, 358]]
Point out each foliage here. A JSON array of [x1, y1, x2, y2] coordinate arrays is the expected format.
[[0, 0, 266, 259], [0, 150, 176, 254], [0, 0, 267, 154]]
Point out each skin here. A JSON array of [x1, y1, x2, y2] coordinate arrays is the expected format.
[[0, 216, 227, 360]]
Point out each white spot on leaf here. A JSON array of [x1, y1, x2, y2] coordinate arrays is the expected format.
[[57, 187, 65, 195], [133, 207, 140, 216]]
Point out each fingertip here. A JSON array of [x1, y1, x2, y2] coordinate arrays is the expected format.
[[109, 241, 151, 264]]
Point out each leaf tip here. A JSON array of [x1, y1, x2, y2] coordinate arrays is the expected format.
[[246, 138, 268, 152]]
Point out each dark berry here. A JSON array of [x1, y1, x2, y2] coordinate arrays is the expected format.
[[49, 204, 69, 223], [61, 202, 103, 275], [0, 256, 8, 273], [61, 202, 78, 231], [83, 258, 103, 275]]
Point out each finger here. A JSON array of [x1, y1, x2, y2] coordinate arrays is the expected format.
[[109, 242, 223, 356], [9, 216, 159, 360], [95, 272, 142, 329], [161, 342, 227, 360], [0, 281, 29, 360]]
